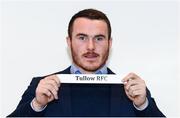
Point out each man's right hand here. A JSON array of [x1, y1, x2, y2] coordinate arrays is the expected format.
[[32, 75, 61, 109]]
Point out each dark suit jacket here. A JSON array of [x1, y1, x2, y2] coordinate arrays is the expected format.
[[8, 66, 165, 117]]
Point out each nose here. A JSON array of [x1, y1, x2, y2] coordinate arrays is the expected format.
[[87, 39, 95, 51]]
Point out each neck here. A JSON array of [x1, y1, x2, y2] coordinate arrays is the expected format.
[[72, 63, 107, 74]]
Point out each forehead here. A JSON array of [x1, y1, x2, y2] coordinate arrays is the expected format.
[[72, 17, 108, 36]]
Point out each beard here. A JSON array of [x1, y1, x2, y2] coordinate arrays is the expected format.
[[70, 45, 110, 73]]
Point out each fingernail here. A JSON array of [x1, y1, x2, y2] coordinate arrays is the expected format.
[[123, 81, 127, 85]]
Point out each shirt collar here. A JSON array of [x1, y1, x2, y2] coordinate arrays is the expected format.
[[70, 63, 108, 74]]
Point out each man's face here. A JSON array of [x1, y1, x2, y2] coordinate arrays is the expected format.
[[67, 17, 112, 73]]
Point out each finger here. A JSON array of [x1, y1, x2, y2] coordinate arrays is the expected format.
[[122, 73, 134, 82], [53, 75, 61, 87], [125, 79, 141, 91], [45, 75, 61, 87], [129, 85, 146, 97], [42, 84, 58, 100], [39, 78, 59, 100], [39, 79, 58, 93], [41, 87, 55, 102], [37, 87, 51, 97], [128, 88, 140, 97], [128, 85, 141, 93], [45, 79, 59, 91], [122, 73, 141, 83], [131, 89, 144, 97]]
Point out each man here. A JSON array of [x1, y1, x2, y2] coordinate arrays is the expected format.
[[8, 9, 165, 117]]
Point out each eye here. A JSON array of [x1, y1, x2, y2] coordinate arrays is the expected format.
[[78, 36, 86, 41], [95, 37, 104, 41]]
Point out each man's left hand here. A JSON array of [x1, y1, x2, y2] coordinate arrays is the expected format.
[[122, 73, 146, 107]]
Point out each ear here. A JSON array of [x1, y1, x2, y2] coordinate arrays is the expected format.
[[109, 37, 112, 48], [66, 36, 71, 48]]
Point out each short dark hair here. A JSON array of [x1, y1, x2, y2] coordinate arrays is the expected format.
[[68, 8, 111, 39]]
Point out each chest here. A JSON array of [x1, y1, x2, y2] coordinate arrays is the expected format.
[[44, 84, 135, 116]]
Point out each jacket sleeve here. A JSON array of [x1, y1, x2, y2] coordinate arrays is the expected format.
[[134, 88, 166, 117], [7, 77, 46, 117]]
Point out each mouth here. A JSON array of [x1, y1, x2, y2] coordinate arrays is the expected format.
[[83, 52, 99, 61]]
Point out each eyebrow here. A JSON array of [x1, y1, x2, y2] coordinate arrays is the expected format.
[[76, 33, 106, 38], [94, 34, 106, 38], [76, 33, 88, 37]]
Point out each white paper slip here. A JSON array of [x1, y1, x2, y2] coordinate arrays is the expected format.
[[56, 74, 124, 84]]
